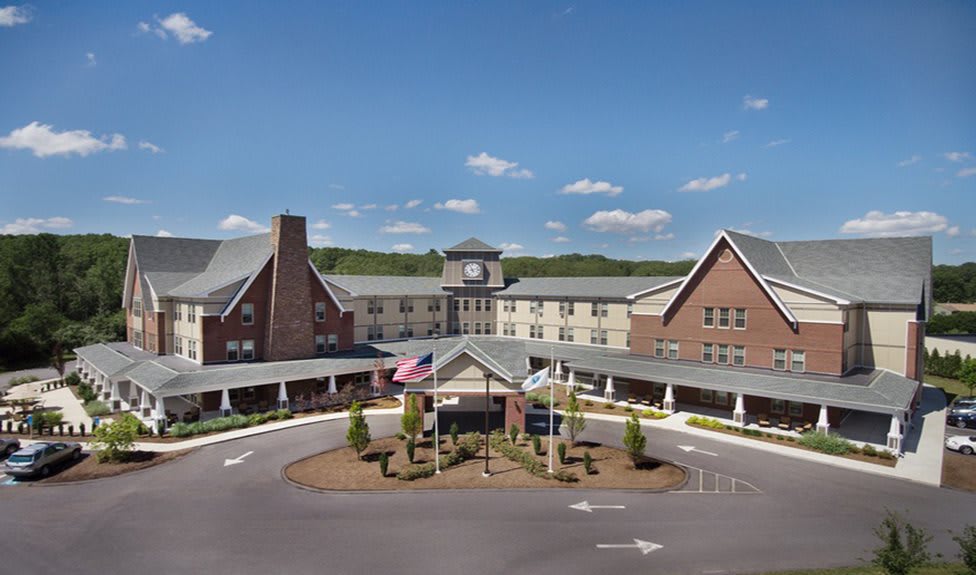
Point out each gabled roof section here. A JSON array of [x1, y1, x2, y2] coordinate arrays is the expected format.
[[444, 237, 501, 252], [497, 276, 684, 300], [323, 275, 449, 297], [169, 233, 273, 297]]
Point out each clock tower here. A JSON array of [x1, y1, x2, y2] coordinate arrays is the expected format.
[[441, 238, 505, 335]]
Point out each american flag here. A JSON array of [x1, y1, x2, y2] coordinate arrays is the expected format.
[[392, 352, 434, 382]]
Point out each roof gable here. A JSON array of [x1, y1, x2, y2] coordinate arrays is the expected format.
[[444, 237, 501, 252]]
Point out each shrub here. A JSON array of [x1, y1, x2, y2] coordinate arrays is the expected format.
[[398, 433, 480, 481], [32, 411, 63, 431], [509, 423, 520, 445], [395, 432, 407, 441], [623, 412, 647, 467], [379, 452, 389, 477], [8, 375, 40, 387], [624, 406, 633, 413], [583, 451, 593, 475], [878, 450, 895, 460], [488, 433, 577, 482], [603, 402, 616, 410], [686, 415, 725, 429], [401, 395, 422, 441], [406, 438, 416, 462], [449, 421, 459, 445], [84, 401, 111, 417], [776, 435, 785, 441], [787, 437, 796, 442], [584, 400, 594, 406], [345, 401, 371, 460], [169, 422, 192, 437], [862, 444, 878, 457], [65, 372, 81, 386], [872, 510, 931, 575], [274, 409, 293, 420], [91, 413, 141, 463], [397, 462, 436, 481], [525, 392, 540, 403], [798, 431, 855, 455], [563, 391, 587, 444], [552, 470, 579, 483], [532, 434, 542, 455], [557, 442, 567, 464], [78, 382, 98, 403], [953, 524, 976, 572]]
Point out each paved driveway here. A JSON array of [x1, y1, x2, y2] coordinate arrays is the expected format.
[[0, 367, 61, 394]]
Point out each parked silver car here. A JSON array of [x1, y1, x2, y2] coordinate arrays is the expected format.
[[3, 442, 82, 478], [1, 437, 20, 458]]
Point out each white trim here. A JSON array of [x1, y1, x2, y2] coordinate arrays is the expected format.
[[439, 283, 506, 288], [762, 276, 852, 305], [625, 277, 686, 300], [629, 311, 664, 317], [194, 272, 251, 297], [122, 241, 136, 309], [775, 242, 798, 276], [310, 261, 348, 316], [219, 252, 274, 321], [660, 231, 799, 329]]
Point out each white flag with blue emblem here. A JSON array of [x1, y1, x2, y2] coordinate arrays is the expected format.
[[521, 366, 550, 391]]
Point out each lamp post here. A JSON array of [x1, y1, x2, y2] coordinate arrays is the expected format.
[[483, 372, 493, 478]]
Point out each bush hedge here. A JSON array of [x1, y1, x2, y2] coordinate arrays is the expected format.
[[84, 400, 111, 417], [169, 409, 293, 438], [8, 375, 40, 387], [397, 432, 480, 481], [489, 432, 578, 483], [798, 431, 855, 455], [686, 415, 726, 429], [642, 409, 668, 419]]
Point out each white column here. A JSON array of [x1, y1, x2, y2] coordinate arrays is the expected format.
[[525, 356, 532, 372], [110, 380, 120, 408], [75, 358, 82, 372], [733, 393, 746, 425], [604, 375, 615, 402], [554, 360, 563, 383], [141, 388, 151, 417], [886, 413, 903, 453], [327, 375, 337, 394], [816, 404, 830, 434], [663, 383, 675, 413], [154, 395, 166, 428], [220, 388, 232, 417], [277, 381, 289, 410], [568, 369, 576, 389]]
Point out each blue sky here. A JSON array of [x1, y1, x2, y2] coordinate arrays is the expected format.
[[1, 1, 974, 263]]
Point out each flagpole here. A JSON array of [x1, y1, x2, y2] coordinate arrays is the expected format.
[[548, 345, 554, 474], [433, 340, 440, 474]]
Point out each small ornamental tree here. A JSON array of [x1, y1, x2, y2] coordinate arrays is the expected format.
[[953, 524, 976, 572], [508, 423, 520, 445], [379, 452, 390, 477], [449, 421, 459, 446], [557, 442, 567, 464], [959, 358, 976, 396], [401, 394, 423, 441], [532, 434, 542, 455], [346, 401, 371, 460], [622, 412, 647, 468], [91, 413, 141, 463], [871, 510, 932, 575], [562, 391, 587, 445]]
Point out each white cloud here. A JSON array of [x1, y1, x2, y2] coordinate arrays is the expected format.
[[560, 178, 623, 197], [679, 251, 697, 259], [329, 183, 345, 190], [947, 226, 960, 237], [897, 154, 921, 167], [958, 167, 976, 178], [722, 130, 740, 144], [346, 210, 362, 218], [311, 219, 331, 230], [434, 199, 480, 214], [332, 203, 355, 211], [552, 236, 571, 243], [138, 140, 163, 154], [839, 210, 949, 237], [391, 243, 414, 253], [582, 209, 672, 235], [654, 233, 675, 240], [945, 151, 971, 163], [499, 242, 524, 252], [743, 95, 769, 110], [404, 199, 423, 209], [309, 235, 333, 246], [380, 221, 431, 234], [1, 217, 73, 235], [360, 204, 377, 210], [0, 121, 126, 158], [678, 172, 746, 192], [217, 214, 269, 234], [765, 138, 791, 148], [137, 21, 151, 33], [544, 220, 567, 232], [86, 52, 96, 67], [155, 12, 212, 45], [103, 195, 149, 205], [156, 229, 173, 237], [385, 204, 398, 212], [465, 152, 534, 179], [0, 5, 31, 26]]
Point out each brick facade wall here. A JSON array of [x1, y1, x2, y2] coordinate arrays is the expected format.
[[202, 262, 272, 363]]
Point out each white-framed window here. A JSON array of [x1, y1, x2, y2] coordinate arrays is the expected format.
[[791, 350, 806, 373], [367, 326, 375, 341], [462, 322, 470, 335], [537, 301, 544, 314], [590, 330, 598, 345], [733, 345, 745, 366], [399, 299, 407, 313], [559, 301, 566, 316], [714, 391, 729, 405], [226, 341, 239, 361], [668, 340, 679, 360], [591, 302, 599, 317], [502, 324, 510, 337], [453, 299, 460, 312], [174, 304, 182, 322], [484, 299, 491, 312], [188, 304, 197, 324], [428, 300, 434, 312], [626, 332, 630, 348], [559, 327, 566, 341], [654, 339, 665, 358], [315, 302, 326, 322], [717, 344, 729, 364], [703, 307, 714, 328], [530, 301, 538, 314], [463, 299, 470, 312], [567, 301, 575, 316], [700, 388, 713, 403], [376, 326, 384, 340], [376, 301, 384, 314], [133, 298, 142, 318], [601, 302, 608, 317], [566, 327, 574, 342], [734, 308, 747, 329], [789, 401, 804, 417], [773, 349, 787, 370], [315, 335, 326, 354], [718, 307, 730, 328], [328, 334, 338, 352], [474, 322, 482, 335], [367, 301, 375, 315], [483, 323, 490, 335], [242, 339, 254, 360], [174, 336, 183, 356], [771, 398, 785, 414], [475, 299, 482, 312], [241, 303, 252, 325], [188, 339, 197, 361], [398, 324, 407, 338], [407, 326, 414, 338], [600, 330, 608, 346], [702, 343, 714, 363], [435, 299, 442, 312]]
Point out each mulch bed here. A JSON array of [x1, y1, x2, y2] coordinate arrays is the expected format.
[[685, 423, 897, 467], [550, 386, 669, 420], [35, 449, 192, 484], [285, 435, 686, 491], [942, 450, 976, 491]]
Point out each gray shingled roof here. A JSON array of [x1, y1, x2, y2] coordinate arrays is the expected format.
[[566, 353, 918, 414], [324, 275, 449, 297], [444, 237, 501, 252], [75, 344, 136, 378], [496, 276, 683, 299], [168, 234, 273, 296]]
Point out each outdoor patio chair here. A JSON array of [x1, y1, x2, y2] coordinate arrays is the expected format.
[[757, 414, 770, 427], [627, 396, 637, 404], [802, 421, 813, 432], [777, 417, 792, 431]]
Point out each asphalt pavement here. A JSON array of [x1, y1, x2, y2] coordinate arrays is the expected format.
[[0, 413, 974, 575]]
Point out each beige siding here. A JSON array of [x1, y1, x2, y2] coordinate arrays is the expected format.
[[770, 284, 844, 323], [860, 306, 915, 375], [350, 295, 448, 342], [404, 354, 521, 393], [493, 297, 629, 347], [632, 285, 679, 315]]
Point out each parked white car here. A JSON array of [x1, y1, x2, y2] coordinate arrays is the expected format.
[[945, 434, 976, 455]]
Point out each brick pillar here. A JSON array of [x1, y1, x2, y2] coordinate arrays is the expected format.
[[905, 320, 924, 382], [264, 214, 316, 361], [504, 395, 526, 433]]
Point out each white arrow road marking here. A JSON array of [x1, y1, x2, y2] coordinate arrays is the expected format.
[[596, 539, 663, 555], [223, 451, 254, 467], [677, 445, 718, 457], [570, 500, 626, 513]]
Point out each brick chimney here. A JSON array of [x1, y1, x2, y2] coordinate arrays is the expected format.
[[264, 214, 315, 361]]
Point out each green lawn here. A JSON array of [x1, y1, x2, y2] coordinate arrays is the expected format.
[[925, 374, 973, 403], [761, 563, 967, 575]]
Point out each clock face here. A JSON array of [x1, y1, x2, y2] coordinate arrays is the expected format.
[[463, 262, 482, 278]]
